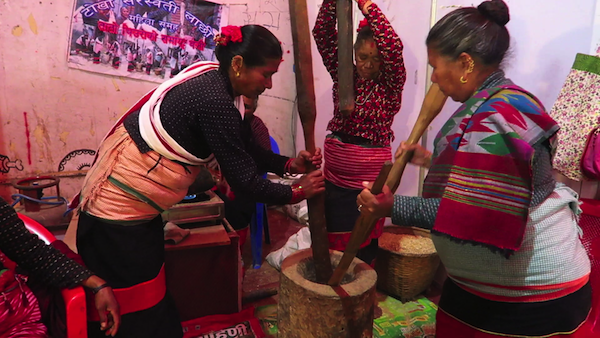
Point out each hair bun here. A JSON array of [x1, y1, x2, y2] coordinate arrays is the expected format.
[[477, 0, 510, 26]]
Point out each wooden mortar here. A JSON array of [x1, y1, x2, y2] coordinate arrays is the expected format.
[[278, 249, 377, 337]]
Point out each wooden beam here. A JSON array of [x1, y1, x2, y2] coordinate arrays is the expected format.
[[337, 0, 355, 116], [289, 0, 333, 283]]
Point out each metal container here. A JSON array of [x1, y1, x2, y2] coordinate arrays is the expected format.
[[161, 190, 224, 225]]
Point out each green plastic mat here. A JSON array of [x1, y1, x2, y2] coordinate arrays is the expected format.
[[254, 293, 437, 337]]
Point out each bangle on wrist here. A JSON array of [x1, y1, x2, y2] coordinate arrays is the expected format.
[[358, 0, 369, 12], [91, 283, 111, 294], [285, 158, 294, 174], [290, 184, 306, 204]]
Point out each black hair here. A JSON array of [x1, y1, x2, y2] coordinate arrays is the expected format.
[[354, 25, 374, 50], [426, 0, 510, 67], [215, 25, 282, 73]]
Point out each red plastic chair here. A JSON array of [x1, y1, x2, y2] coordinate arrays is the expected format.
[[18, 213, 87, 338], [572, 198, 600, 336]]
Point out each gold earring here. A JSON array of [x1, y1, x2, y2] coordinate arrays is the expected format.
[[460, 59, 474, 84], [236, 71, 240, 77], [467, 59, 475, 73]]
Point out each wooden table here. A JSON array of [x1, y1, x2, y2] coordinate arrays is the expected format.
[[164, 220, 242, 321]]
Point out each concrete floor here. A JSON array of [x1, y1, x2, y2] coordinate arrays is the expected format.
[[241, 208, 303, 308]]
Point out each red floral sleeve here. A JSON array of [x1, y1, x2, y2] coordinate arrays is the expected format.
[[365, 3, 406, 95], [312, 0, 339, 81]]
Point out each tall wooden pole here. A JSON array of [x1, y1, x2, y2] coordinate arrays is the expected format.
[[289, 0, 333, 283], [337, 0, 355, 116]]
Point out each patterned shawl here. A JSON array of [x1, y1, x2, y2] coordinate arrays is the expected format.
[[423, 85, 559, 254]]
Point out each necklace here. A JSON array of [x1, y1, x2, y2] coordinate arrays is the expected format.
[[355, 83, 378, 106]]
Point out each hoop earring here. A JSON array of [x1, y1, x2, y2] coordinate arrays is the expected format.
[[460, 76, 467, 84]]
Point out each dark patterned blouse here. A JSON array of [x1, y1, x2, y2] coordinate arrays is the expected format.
[[0, 198, 92, 289], [124, 70, 293, 205], [313, 0, 406, 147]]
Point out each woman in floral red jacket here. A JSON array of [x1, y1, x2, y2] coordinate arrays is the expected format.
[[313, 0, 406, 263]]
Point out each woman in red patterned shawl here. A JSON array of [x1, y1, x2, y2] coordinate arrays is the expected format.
[[358, 0, 592, 336], [312, 0, 406, 264]]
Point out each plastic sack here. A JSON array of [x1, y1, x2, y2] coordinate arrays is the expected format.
[[269, 176, 309, 225], [265, 227, 312, 270], [181, 307, 265, 338], [283, 201, 309, 226]]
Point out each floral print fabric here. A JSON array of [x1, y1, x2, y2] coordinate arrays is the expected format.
[[549, 53, 600, 181]]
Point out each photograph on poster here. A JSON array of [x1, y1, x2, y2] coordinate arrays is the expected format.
[[67, 0, 228, 82]]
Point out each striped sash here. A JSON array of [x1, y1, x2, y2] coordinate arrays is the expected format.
[[425, 85, 558, 253], [323, 135, 391, 190]]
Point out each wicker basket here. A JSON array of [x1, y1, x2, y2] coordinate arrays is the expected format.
[[375, 226, 440, 301]]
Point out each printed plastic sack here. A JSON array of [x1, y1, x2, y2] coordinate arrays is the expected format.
[[254, 305, 278, 336], [373, 295, 437, 338], [182, 307, 266, 338]]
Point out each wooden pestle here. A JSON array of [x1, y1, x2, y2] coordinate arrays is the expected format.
[[328, 83, 448, 286]]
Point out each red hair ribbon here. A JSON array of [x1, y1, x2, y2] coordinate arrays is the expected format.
[[357, 18, 368, 32], [214, 25, 243, 46]]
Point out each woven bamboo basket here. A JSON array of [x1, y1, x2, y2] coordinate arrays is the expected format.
[[375, 226, 440, 301]]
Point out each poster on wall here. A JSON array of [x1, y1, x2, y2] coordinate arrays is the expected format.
[[67, 0, 228, 83]]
